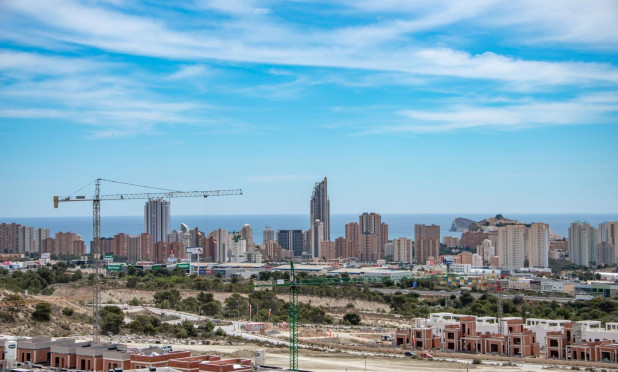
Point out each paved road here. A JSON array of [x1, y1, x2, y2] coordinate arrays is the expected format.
[[372, 288, 573, 303]]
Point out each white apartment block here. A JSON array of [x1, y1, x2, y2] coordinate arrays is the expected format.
[[497, 225, 526, 270], [392, 237, 413, 263], [227, 233, 247, 263], [527, 223, 549, 268], [569, 222, 597, 266]]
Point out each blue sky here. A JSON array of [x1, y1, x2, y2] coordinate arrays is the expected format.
[[1, 0, 617, 217]]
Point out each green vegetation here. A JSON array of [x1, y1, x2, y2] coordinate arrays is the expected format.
[[100, 305, 124, 335], [62, 307, 74, 316], [0, 263, 84, 294], [343, 313, 361, 325], [32, 302, 52, 321]]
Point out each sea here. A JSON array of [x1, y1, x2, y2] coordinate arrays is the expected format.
[[2, 213, 618, 249]]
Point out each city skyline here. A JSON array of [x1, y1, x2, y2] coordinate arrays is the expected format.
[[1, 1, 617, 218]]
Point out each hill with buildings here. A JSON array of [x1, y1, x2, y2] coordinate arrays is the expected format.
[[468, 214, 526, 231]]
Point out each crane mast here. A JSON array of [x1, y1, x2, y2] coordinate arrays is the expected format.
[[54, 178, 242, 343]]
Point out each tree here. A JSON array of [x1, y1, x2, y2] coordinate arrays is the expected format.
[[459, 291, 475, 308], [343, 313, 361, 325], [100, 305, 124, 334], [224, 294, 248, 318], [32, 302, 52, 321], [153, 289, 182, 309]]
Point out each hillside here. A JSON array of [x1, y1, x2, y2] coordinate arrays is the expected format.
[[449, 217, 475, 232], [0, 289, 92, 337], [468, 214, 525, 231]]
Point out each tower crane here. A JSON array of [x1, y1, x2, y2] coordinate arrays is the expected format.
[[54, 178, 242, 342], [254, 262, 390, 371], [483, 279, 505, 334]]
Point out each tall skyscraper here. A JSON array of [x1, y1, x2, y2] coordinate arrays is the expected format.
[[311, 219, 324, 258], [0, 222, 21, 254], [263, 227, 275, 244], [240, 224, 254, 249], [414, 224, 440, 264], [34, 228, 50, 254], [18, 225, 35, 255], [112, 233, 130, 258], [569, 222, 597, 266], [497, 225, 526, 270], [55, 232, 84, 257], [145, 198, 170, 243], [359, 212, 388, 260], [345, 222, 361, 257], [209, 229, 228, 263], [310, 177, 330, 242], [526, 223, 549, 268], [598, 222, 618, 265], [277, 229, 304, 257]]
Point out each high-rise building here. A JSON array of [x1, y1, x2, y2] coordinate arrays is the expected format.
[[203, 236, 216, 262], [478, 239, 495, 264], [240, 224, 254, 249], [55, 232, 84, 257], [145, 198, 170, 243], [334, 237, 353, 258], [443, 236, 459, 248], [41, 237, 55, 255], [34, 228, 50, 254], [141, 233, 154, 261], [569, 222, 597, 266], [596, 242, 615, 266], [277, 229, 304, 257], [526, 223, 549, 268], [112, 233, 129, 258], [320, 241, 336, 260], [209, 229, 228, 263], [310, 177, 330, 242], [414, 224, 440, 264], [598, 222, 618, 265], [0, 222, 21, 254], [311, 219, 324, 258], [228, 233, 247, 263], [460, 231, 489, 249], [345, 222, 361, 257], [263, 227, 275, 244], [393, 237, 413, 263], [359, 233, 380, 262], [260, 240, 282, 261], [497, 225, 526, 270], [359, 212, 388, 258], [153, 241, 168, 263], [18, 225, 34, 255]]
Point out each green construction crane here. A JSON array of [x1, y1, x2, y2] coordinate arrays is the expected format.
[[254, 262, 379, 371]]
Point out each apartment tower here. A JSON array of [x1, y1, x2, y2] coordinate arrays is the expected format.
[[309, 177, 330, 253], [144, 198, 170, 243]]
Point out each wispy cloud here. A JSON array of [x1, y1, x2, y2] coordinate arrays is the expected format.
[[2, 0, 617, 90], [361, 92, 618, 134]]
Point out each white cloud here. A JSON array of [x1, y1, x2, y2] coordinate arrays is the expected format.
[[2, 0, 617, 90], [167, 65, 211, 80], [362, 93, 618, 133]]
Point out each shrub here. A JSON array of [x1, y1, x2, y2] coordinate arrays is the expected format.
[[62, 307, 74, 316], [472, 359, 482, 365], [32, 302, 52, 321]]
